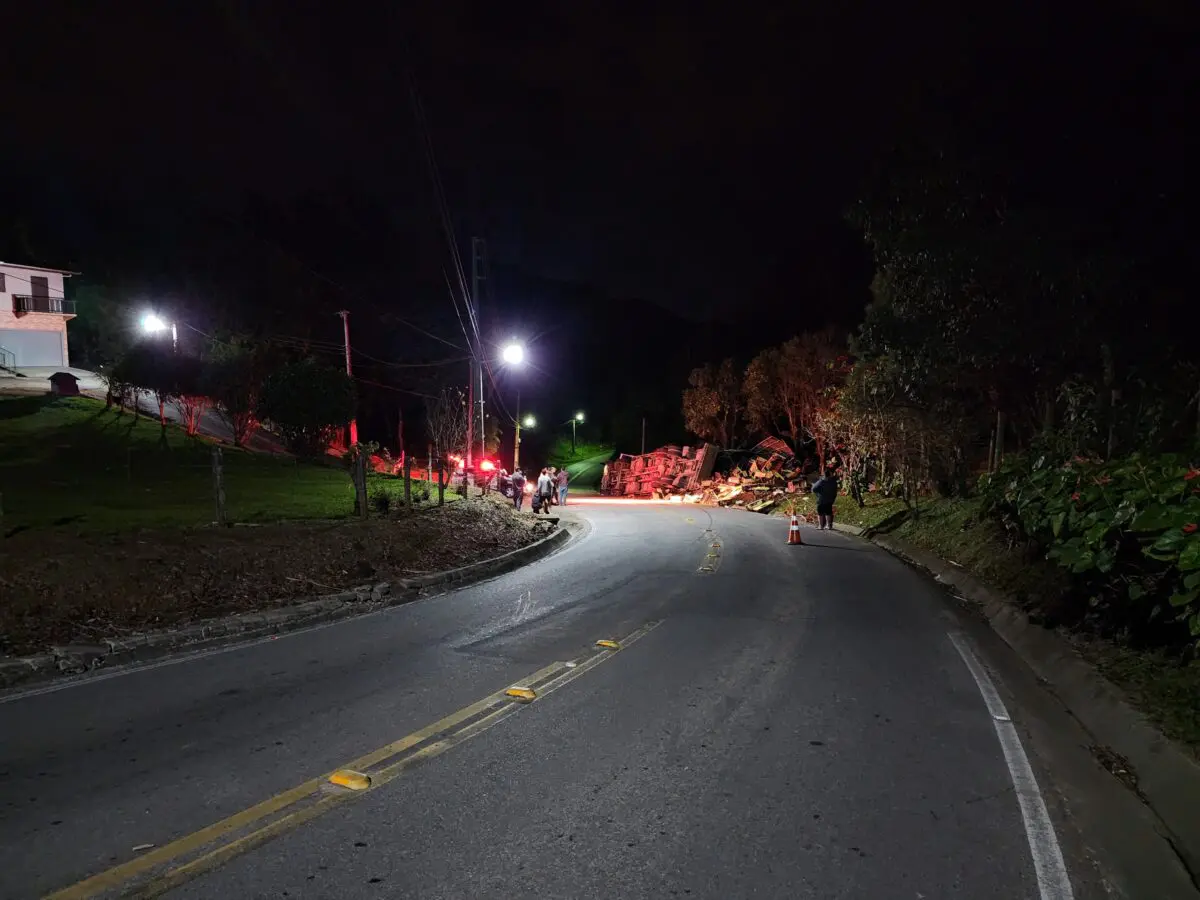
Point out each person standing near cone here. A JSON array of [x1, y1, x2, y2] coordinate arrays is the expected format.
[[812, 469, 839, 531]]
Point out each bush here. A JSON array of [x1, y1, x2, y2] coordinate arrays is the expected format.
[[371, 491, 392, 516], [980, 452, 1200, 647], [257, 359, 356, 456], [205, 346, 266, 447]]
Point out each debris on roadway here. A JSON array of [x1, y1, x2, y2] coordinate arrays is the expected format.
[[602, 437, 810, 513]]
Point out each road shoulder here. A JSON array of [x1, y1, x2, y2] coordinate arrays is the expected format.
[[838, 521, 1200, 897]]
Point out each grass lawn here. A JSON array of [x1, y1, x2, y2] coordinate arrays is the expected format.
[[0, 395, 452, 534], [554, 443, 615, 490], [890, 495, 1200, 754]]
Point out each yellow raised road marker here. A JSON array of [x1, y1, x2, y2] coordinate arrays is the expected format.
[[595, 639, 621, 650], [45, 625, 664, 900], [328, 770, 371, 791]]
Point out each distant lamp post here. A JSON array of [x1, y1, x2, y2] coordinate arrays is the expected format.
[[501, 342, 528, 469], [141, 312, 178, 352], [572, 411, 585, 453], [514, 412, 535, 471]]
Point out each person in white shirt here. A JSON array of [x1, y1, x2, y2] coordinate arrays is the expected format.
[[536, 468, 554, 513]]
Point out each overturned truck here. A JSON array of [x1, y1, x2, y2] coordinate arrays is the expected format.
[[601, 437, 811, 511], [601, 443, 718, 499]]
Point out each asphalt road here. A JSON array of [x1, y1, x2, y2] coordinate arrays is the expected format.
[[564, 451, 613, 490], [0, 501, 1159, 898]]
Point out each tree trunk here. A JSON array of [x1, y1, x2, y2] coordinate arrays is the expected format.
[[1042, 394, 1055, 434], [1101, 343, 1118, 460], [994, 410, 1005, 469], [1195, 372, 1200, 447]]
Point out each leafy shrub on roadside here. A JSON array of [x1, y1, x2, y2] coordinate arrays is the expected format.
[[371, 491, 392, 516], [980, 453, 1200, 648]]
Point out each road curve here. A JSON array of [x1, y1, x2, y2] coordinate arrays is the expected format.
[[0, 501, 1105, 898]]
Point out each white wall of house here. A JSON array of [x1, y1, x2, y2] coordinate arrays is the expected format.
[[0, 263, 73, 367]]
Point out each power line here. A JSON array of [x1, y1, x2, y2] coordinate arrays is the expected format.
[[353, 376, 437, 400], [355, 350, 470, 369]]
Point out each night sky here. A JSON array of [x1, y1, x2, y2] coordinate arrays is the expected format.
[[6, 3, 1193, 452]]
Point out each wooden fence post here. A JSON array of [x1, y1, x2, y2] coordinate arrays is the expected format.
[[355, 452, 369, 518], [212, 446, 227, 526]]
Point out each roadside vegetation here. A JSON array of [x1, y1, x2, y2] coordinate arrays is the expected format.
[[682, 136, 1199, 748], [0, 395, 541, 656], [548, 438, 614, 489], [0, 396, 448, 534], [776, 491, 904, 532]]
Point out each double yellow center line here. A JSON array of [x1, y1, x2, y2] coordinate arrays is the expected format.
[[47, 620, 662, 899]]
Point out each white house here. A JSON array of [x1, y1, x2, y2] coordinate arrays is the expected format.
[[0, 261, 78, 369]]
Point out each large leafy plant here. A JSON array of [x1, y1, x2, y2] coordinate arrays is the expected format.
[[981, 453, 1200, 643]]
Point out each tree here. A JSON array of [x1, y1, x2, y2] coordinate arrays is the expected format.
[[67, 282, 135, 372], [682, 359, 744, 447], [425, 387, 468, 461], [257, 359, 356, 456], [111, 340, 179, 435], [205, 343, 268, 447], [484, 411, 501, 458], [171, 354, 210, 437], [743, 330, 847, 467]]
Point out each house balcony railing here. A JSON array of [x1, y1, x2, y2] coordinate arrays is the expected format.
[[12, 295, 76, 315]]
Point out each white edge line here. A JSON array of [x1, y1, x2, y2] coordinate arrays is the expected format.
[[1, 520, 597, 705], [948, 631, 1075, 900]]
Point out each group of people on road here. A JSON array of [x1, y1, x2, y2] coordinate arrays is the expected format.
[[508, 466, 568, 513]]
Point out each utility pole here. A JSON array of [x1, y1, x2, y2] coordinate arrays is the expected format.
[[466, 358, 474, 471], [471, 237, 488, 463], [336, 310, 358, 446], [641, 416, 646, 455], [513, 392, 523, 471], [397, 406, 405, 471]]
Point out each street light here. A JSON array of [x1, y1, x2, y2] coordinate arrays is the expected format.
[[141, 312, 178, 351], [572, 411, 585, 453], [499, 341, 528, 469], [514, 411, 535, 471], [500, 341, 525, 366]]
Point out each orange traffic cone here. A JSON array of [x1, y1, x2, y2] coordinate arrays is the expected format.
[[787, 514, 803, 545]]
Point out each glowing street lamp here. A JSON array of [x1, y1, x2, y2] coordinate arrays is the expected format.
[[571, 411, 585, 453], [500, 341, 529, 469], [514, 411, 535, 471], [141, 312, 178, 351], [500, 341, 525, 366]]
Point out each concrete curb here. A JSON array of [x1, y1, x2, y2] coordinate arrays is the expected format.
[[852, 525, 1200, 881], [0, 524, 570, 694]]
